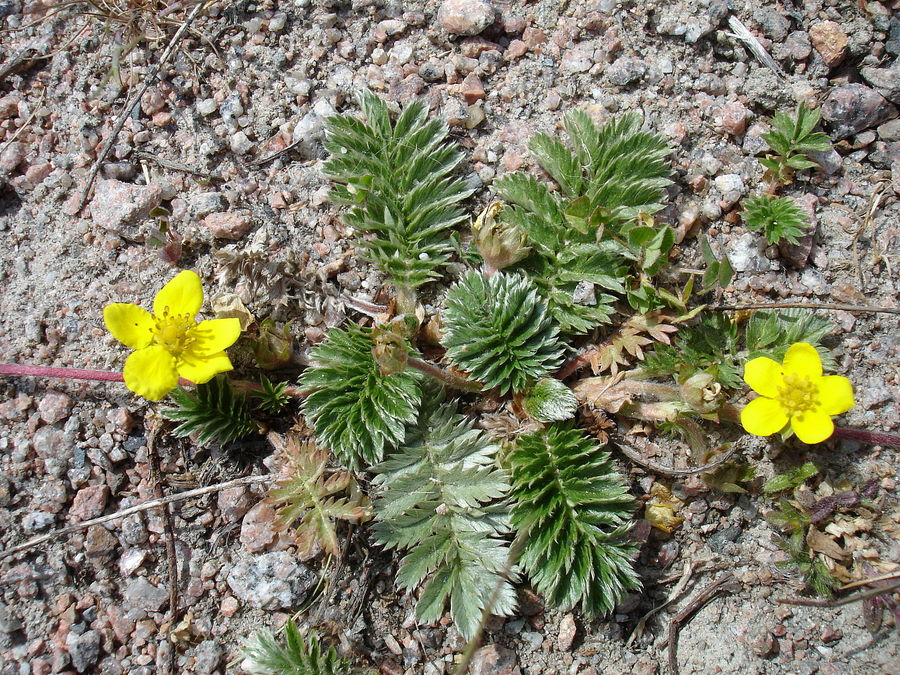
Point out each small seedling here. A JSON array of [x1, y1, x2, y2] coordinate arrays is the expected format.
[[760, 103, 833, 187], [742, 194, 810, 245]]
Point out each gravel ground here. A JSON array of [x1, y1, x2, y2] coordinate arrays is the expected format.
[[0, 0, 898, 673]]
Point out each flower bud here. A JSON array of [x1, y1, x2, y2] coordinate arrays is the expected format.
[[472, 200, 531, 271]]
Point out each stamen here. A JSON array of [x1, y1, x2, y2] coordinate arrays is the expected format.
[[776, 372, 820, 417]]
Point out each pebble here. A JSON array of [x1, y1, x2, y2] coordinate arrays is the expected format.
[[437, 0, 495, 36], [201, 212, 252, 240], [187, 191, 227, 219], [0, 141, 26, 177], [229, 130, 254, 155], [461, 73, 486, 104], [66, 629, 101, 673], [861, 63, 900, 105], [557, 613, 576, 652], [239, 500, 278, 552], [878, 118, 900, 141], [90, 179, 162, 234], [68, 485, 109, 521], [809, 21, 849, 67], [217, 485, 253, 523], [22, 511, 56, 532], [560, 43, 596, 74], [715, 101, 750, 136], [269, 12, 287, 33], [84, 525, 118, 558], [607, 56, 647, 86], [196, 98, 218, 116], [468, 644, 521, 675], [192, 640, 223, 672], [37, 391, 72, 424], [118, 549, 146, 576], [123, 578, 168, 613], [226, 552, 316, 610], [821, 84, 898, 140]]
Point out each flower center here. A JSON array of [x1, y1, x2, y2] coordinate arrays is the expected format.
[[776, 371, 820, 419], [152, 308, 195, 355]]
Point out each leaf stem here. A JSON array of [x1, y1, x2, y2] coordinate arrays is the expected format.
[[831, 427, 900, 447], [406, 357, 483, 393], [0, 363, 126, 382]]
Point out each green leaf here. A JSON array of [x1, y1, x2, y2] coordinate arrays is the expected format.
[[161, 375, 257, 446], [441, 271, 565, 394], [300, 323, 422, 470], [508, 423, 639, 616], [323, 91, 474, 295], [371, 394, 515, 639], [240, 622, 360, 675], [762, 461, 819, 493], [523, 378, 577, 422]]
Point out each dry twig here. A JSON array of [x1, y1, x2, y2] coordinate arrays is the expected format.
[[76, 0, 207, 210], [708, 302, 900, 315], [615, 437, 743, 477], [776, 580, 900, 608], [668, 573, 739, 675], [1, 474, 268, 561]]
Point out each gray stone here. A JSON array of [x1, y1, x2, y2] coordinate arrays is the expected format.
[[187, 191, 227, 219], [66, 630, 101, 673], [193, 639, 224, 672], [437, 0, 494, 36], [821, 84, 898, 140], [0, 141, 25, 178], [90, 179, 162, 236], [469, 644, 521, 675], [33, 425, 67, 458], [124, 577, 168, 612], [861, 63, 900, 105], [196, 98, 218, 116], [22, 511, 56, 533], [707, 525, 742, 552], [226, 552, 316, 610], [0, 604, 23, 633], [607, 56, 647, 86], [229, 131, 254, 155]]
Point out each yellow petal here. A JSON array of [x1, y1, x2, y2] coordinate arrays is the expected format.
[[740, 396, 789, 437], [186, 318, 242, 355], [176, 350, 233, 385], [104, 303, 154, 349], [791, 410, 834, 444], [154, 270, 203, 319], [782, 342, 822, 379], [743, 356, 783, 397], [818, 375, 855, 415], [123, 346, 179, 401]]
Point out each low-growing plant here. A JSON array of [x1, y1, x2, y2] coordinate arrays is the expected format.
[[239, 621, 362, 675], [759, 103, 833, 187], [742, 194, 810, 245]]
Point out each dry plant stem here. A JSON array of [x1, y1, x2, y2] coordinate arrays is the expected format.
[[77, 0, 207, 210], [840, 572, 900, 592], [0, 474, 269, 561], [145, 425, 179, 634], [407, 357, 484, 393], [667, 573, 738, 675], [708, 302, 900, 315], [614, 436, 742, 477], [776, 580, 900, 608]]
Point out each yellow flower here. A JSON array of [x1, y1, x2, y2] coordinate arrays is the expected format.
[[104, 270, 241, 401], [741, 342, 855, 444]]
